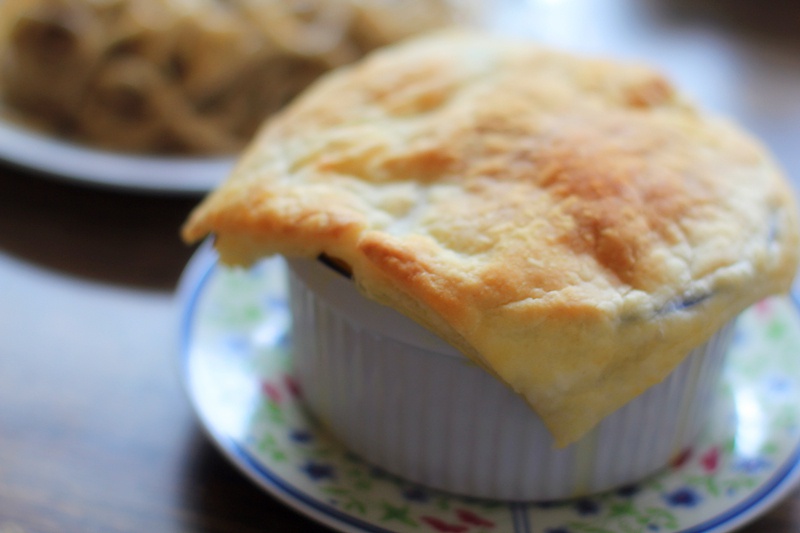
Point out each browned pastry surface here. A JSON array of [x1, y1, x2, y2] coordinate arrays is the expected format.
[[183, 31, 799, 446]]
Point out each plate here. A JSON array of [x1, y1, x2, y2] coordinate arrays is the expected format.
[[177, 245, 800, 533], [0, 119, 235, 194]]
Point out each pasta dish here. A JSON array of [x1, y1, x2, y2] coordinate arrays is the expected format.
[[0, 0, 478, 155]]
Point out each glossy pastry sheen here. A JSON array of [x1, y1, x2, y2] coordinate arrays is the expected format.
[[183, 31, 800, 446]]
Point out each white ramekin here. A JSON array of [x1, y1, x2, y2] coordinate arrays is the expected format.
[[286, 257, 734, 501]]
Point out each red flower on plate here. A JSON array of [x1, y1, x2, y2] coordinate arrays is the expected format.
[[754, 299, 772, 318], [670, 448, 692, 469], [261, 380, 282, 403], [701, 447, 721, 473], [421, 516, 468, 532], [284, 374, 302, 397], [456, 509, 495, 527]]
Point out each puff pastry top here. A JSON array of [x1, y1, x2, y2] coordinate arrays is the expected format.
[[183, 31, 800, 446]]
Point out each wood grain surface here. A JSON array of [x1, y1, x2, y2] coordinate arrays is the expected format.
[[1, 1, 799, 531]]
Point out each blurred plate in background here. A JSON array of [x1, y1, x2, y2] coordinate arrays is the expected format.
[[0, 119, 234, 195]]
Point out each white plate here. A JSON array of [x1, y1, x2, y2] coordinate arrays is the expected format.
[[0, 119, 235, 194], [177, 244, 800, 533]]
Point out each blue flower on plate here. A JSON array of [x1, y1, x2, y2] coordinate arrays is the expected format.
[[664, 487, 701, 507], [731, 327, 747, 347], [301, 460, 336, 481], [289, 429, 313, 443], [766, 375, 794, 394], [733, 456, 772, 474], [222, 334, 250, 354]]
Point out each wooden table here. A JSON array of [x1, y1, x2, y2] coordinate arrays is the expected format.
[[0, 170, 332, 532], [1, 1, 800, 531]]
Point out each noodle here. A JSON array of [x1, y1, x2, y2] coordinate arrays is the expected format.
[[0, 0, 480, 155]]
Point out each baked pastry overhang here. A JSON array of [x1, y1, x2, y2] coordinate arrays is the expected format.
[[183, 31, 800, 447]]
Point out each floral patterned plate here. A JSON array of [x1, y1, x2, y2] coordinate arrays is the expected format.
[[177, 245, 800, 533]]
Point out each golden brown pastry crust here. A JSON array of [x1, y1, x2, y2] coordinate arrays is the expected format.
[[183, 31, 800, 446]]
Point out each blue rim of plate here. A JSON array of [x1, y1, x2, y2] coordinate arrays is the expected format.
[[0, 119, 234, 194], [177, 243, 800, 533]]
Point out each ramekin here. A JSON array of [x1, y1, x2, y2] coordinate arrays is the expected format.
[[286, 257, 735, 501]]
